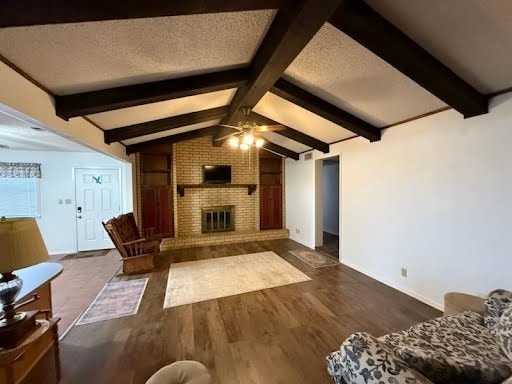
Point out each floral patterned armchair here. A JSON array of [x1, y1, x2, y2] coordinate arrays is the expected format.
[[327, 290, 512, 384]]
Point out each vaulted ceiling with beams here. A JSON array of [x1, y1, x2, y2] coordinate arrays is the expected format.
[[0, 0, 510, 159]]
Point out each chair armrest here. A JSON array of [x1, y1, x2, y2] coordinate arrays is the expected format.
[[122, 238, 147, 246], [123, 239, 160, 256], [444, 292, 486, 316], [328, 332, 434, 384]]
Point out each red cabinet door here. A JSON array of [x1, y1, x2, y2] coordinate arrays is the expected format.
[[142, 186, 172, 236], [260, 185, 282, 230]]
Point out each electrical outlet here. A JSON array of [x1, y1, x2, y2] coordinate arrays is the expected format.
[[295, 228, 301, 234], [401, 268, 408, 278]]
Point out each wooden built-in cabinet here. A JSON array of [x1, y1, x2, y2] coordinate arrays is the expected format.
[[140, 153, 174, 237], [259, 151, 283, 230]]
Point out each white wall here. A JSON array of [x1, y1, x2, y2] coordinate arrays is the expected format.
[[323, 161, 340, 236], [286, 155, 315, 246], [285, 92, 512, 309], [0, 150, 133, 255]]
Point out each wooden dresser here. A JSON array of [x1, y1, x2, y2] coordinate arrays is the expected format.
[[0, 263, 62, 384], [0, 319, 60, 384]]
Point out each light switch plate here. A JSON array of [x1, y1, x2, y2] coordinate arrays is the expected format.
[[58, 199, 63, 205], [65, 199, 72, 204]]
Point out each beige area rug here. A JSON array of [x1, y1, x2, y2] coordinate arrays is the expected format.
[[76, 278, 148, 325], [163, 251, 311, 308], [288, 249, 340, 268]]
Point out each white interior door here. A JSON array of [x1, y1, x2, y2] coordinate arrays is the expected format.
[[75, 168, 121, 251]]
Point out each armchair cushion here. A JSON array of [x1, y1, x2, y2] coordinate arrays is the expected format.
[[381, 311, 512, 384], [485, 290, 512, 331], [115, 213, 140, 242], [327, 332, 434, 384]]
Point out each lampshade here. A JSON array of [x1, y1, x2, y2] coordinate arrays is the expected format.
[[0, 218, 48, 274]]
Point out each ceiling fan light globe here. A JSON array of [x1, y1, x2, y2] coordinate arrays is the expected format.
[[255, 138, 265, 147], [228, 137, 239, 148], [243, 134, 255, 145], [239, 143, 250, 150]]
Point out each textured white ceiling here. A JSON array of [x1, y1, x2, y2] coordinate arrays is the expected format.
[[284, 24, 446, 127], [0, 11, 276, 95], [121, 120, 220, 146], [260, 131, 311, 153], [0, 110, 90, 152], [254, 92, 356, 143], [367, 0, 512, 94], [89, 88, 236, 129]]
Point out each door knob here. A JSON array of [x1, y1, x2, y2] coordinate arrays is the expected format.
[[77, 215, 82, 219]]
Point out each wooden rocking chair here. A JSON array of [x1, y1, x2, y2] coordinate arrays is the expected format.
[[102, 213, 161, 275]]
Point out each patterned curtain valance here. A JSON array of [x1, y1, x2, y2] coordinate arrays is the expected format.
[[0, 162, 42, 178]]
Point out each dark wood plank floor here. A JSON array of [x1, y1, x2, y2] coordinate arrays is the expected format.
[[316, 232, 339, 260], [59, 239, 440, 384]]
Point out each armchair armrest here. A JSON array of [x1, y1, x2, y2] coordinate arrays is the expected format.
[[327, 332, 434, 384], [122, 238, 147, 246], [444, 292, 486, 316], [139, 227, 155, 235], [123, 239, 160, 257]]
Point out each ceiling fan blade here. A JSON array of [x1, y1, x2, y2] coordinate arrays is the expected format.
[[255, 124, 286, 132], [214, 132, 240, 141], [219, 124, 242, 130]]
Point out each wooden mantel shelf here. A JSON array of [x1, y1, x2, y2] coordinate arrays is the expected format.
[[177, 184, 257, 197]]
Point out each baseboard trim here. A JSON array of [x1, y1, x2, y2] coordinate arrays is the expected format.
[[49, 250, 75, 256], [340, 260, 443, 311]]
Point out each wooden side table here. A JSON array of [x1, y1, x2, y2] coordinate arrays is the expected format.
[[0, 318, 60, 384]]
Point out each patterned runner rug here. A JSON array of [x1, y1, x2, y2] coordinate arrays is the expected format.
[[288, 249, 340, 268], [164, 251, 311, 308], [76, 278, 148, 325]]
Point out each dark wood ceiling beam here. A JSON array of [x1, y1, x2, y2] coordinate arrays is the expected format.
[[249, 111, 330, 153], [329, 0, 488, 118], [261, 142, 299, 160], [126, 126, 218, 155], [0, 0, 291, 28], [223, 0, 343, 123], [55, 68, 248, 120], [271, 79, 381, 141], [105, 106, 228, 144]]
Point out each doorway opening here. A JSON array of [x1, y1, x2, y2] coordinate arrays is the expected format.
[[316, 156, 340, 260]]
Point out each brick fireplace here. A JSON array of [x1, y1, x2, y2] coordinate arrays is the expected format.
[[135, 135, 290, 249], [173, 136, 259, 237]]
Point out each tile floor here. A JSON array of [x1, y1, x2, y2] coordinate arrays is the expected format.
[[50, 250, 122, 337]]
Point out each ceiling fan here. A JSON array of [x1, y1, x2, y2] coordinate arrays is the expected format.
[[216, 108, 286, 150]]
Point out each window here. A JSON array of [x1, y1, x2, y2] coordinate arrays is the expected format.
[[0, 178, 40, 217], [0, 162, 42, 218]]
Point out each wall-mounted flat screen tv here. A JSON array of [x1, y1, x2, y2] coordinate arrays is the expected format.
[[203, 165, 232, 184]]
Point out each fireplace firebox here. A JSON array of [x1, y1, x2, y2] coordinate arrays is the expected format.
[[201, 205, 235, 233]]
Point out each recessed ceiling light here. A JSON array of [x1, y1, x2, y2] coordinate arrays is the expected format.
[[31, 127, 44, 131], [0, 144, 9, 149]]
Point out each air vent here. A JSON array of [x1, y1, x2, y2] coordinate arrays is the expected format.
[[304, 153, 313, 160], [31, 127, 44, 131]]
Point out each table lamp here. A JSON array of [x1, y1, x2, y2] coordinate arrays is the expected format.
[[0, 217, 48, 328]]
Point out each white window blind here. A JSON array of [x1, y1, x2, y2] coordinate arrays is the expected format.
[[0, 178, 40, 217]]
